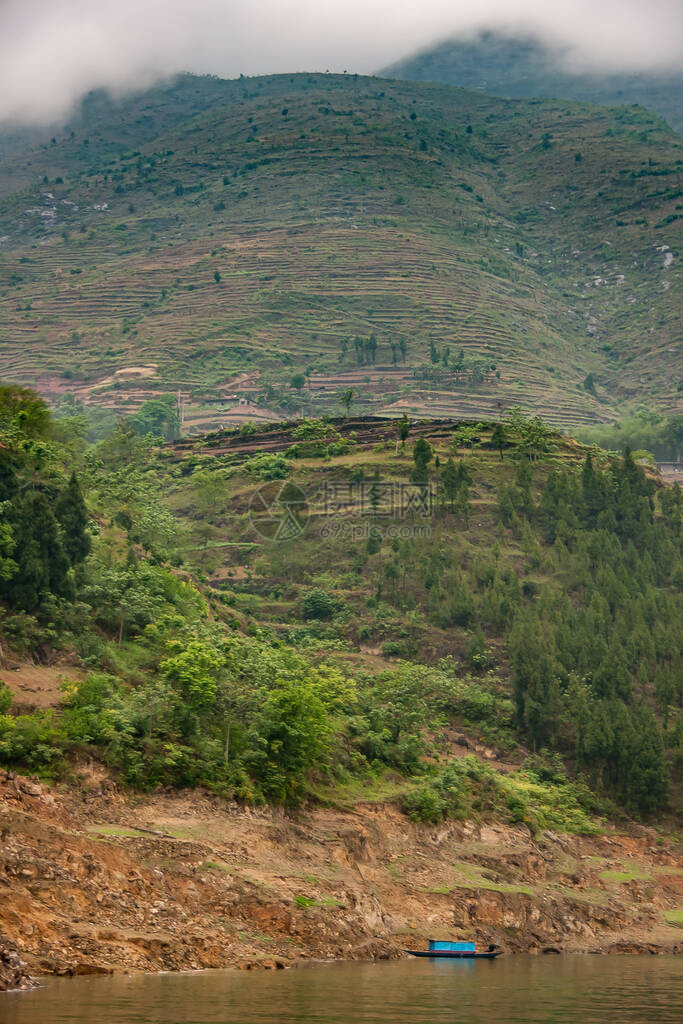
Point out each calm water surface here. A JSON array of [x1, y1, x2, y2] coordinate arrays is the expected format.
[[0, 956, 681, 1024]]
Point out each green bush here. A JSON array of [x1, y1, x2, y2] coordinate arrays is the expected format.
[[0, 682, 11, 715], [290, 419, 337, 440], [301, 588, 338, 621], [402, 784, 445, 823], [244, 453, 290, 480], [0, 711, 65, 775], [402, 760, 474, 823]]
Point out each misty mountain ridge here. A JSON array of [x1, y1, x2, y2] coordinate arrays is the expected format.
[[384, 30, 683, 133]]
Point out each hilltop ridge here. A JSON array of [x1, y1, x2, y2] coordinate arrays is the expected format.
[[384, 31, 683, 132]]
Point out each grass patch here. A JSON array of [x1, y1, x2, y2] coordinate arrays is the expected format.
[[309, 771, 413, 809], [294, 894, 343, 909], [448, 859, 535, 896], [599, 868, 652, 884], [85, 824, 143, 838]]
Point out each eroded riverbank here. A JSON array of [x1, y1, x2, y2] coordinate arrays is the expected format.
[[0, 771, 681, 987]]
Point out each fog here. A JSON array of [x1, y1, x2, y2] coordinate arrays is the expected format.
[[1, 0, 681, 123]]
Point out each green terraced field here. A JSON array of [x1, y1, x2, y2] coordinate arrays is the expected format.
[[0, 72, 680, 429]]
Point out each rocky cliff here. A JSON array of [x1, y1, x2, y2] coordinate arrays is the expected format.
[[0, 770, 680, 988]]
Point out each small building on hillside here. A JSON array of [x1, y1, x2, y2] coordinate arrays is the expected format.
[[658, 462, 682, 480]]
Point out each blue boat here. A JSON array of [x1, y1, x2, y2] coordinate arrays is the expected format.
[[405, 940, 502, 960]]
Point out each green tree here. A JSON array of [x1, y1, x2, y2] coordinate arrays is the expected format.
[[129, 395, 180, 441], [82, 560, 174, 643], [192, 468, 229, 521], [0, 385, 50, 439], [0, 512, 16, 583], [660, 483, 681, 534], [384, 561, 400, 598], [411, 438, 433, 485], [161, 639, 222, 720], [453, 424, 480, 453], [508, 410, 551, 462], [491, 422, 507, 459], [442, 457, 459, 509], [509, 614, 562, 748], [302, 588, 337, 620], [135, 504, 179, 561], [0, 681, 12, 715], [339, 388, 355, 418], [455, 480, 471, 527], [1, 492, 71, 611], [248, 678, 332, 804], [55, 472, 91, 566], [397, 414, 410, 453], [94, 421, 153, 471], [466, 630, 490, 672]]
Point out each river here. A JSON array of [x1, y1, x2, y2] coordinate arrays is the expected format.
[[0, 956, 680, 1023]]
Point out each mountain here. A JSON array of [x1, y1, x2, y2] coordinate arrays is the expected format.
[[0, 72, 681, 433], [384, 31, 683, 133]]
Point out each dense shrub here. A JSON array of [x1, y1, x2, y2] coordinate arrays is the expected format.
[[301, 588, 338, 620]]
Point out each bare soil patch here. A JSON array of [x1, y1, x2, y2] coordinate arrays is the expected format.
[[0, 663, 83, 709]]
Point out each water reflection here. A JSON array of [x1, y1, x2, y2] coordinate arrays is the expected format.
[[0, 956, 680, 1024]]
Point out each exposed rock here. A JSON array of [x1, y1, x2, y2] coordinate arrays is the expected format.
[[607, 942, 663, 955], [348, 938, 403, 960], [0, 947, 37, 991], [0, 772, 681, 984]]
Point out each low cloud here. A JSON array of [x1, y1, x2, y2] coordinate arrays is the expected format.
[[1, 0, 682, 123]]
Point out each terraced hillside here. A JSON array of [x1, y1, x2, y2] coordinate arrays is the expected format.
[[0, 73, 680, 430]]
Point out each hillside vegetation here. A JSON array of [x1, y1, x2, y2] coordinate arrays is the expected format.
[[385, 31, 683, 132], [0, 386, 680, 829], [0, 73, 680, 431]]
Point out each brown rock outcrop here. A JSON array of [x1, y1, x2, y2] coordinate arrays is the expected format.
[[0, 772, 680, 981], [0, 947, 36, 991]]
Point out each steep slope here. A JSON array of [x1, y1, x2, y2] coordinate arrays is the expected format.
[[0, 73, 680, 430], [384, 31, 683, 133], [1, 773, 681, 982], [1, 402, 682, 979]]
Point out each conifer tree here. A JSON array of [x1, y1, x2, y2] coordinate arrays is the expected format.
[[56, 472, 91, 566]]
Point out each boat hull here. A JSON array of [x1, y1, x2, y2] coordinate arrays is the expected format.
[[405, 950, 502, 959]]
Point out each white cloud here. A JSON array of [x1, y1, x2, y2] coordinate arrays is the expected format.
[[1, 0, 681, 123]]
